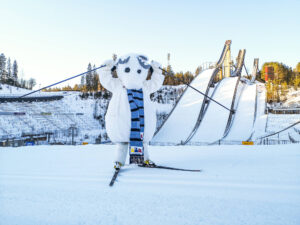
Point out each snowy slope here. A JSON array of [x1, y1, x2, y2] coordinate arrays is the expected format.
[[152, 69, 215, 144], [266, 114, 300, 133], [225, 84, 256, 141], [283, 89, 300, 108], [0, 84, 60, 97], [0, 84, 32, 96], [0, 144, 300, 225], [252, 83, 267, 139], [190, 77, 239, 143]]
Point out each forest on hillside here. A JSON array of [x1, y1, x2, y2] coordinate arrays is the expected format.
[[260, 62, 300, 103]]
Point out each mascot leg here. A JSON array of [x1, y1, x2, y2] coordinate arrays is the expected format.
[[114, 142, 128, 167], [143, 143, 150, 161]]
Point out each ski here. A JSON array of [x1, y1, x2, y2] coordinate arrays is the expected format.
[[138, 164, 201, 172], [109, 169, 120, 186]]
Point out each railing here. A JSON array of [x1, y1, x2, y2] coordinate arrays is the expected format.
[[150, 139, 299, 146], [0, 95, 63, 102], [267, 108, 300, 114], [256, 120, 300, 140]]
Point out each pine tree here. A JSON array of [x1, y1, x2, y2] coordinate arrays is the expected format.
[[0, 53, 7, 82], [195, 66, 202, 76], [86, 63, 93, 92], [28, 78, 36, 90], [20, 78, 26, 88], [81, 74, 85, 90], [93, 65, 99, 92], [296, 62, 300, 73], [7, 58, 12, 80], [13, 60, 18, 82]]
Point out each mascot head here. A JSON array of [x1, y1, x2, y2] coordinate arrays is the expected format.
[[115, 53, 151, 89]]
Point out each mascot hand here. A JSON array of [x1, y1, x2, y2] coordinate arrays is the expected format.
[[151, 60, 162, 73], [103, 59, 115, 71]]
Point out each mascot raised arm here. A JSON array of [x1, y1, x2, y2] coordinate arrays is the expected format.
[[99, 53, 165, 169]]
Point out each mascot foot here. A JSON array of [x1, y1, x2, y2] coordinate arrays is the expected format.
[[114, 162, 123, 170], [143, 160, 156, 167]]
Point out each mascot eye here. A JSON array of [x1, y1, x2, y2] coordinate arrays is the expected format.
[[137, 69, 141, 74], [125, 67, 130, 73]]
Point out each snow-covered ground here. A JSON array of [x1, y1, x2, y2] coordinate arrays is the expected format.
[[282, 89, 300, 108], [0, 144, 299, 225], [266, 114, 300, 132]]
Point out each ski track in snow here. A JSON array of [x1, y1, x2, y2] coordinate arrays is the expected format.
[[0, 144, 300, 225]]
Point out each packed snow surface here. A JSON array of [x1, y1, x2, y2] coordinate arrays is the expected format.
[[252, 83, 267, 139], [190, 77, 239, 143], [1, 144, 300, 225], [225, 84, 256, 141], [153, 68, 214, 144]]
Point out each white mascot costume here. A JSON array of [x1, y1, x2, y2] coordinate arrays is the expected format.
[[99, 53, 165, 168]]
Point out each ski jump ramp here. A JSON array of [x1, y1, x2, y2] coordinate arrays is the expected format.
[[152, 41, 232, 145], [152, 46, 266, 145], [188, 77, 240, 144], [151, 68, 215, 144], [224, 83, 256, 141]]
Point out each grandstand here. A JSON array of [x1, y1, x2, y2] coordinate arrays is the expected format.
[[0, 86, 103, 145]]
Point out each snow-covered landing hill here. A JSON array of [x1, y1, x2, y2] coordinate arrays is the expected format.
[[0, 144, 299, 225]]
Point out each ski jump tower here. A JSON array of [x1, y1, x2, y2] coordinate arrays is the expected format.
[[223, 40, 232, 78]]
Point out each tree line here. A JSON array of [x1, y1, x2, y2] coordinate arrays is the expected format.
[[44, 63, 104, 92], [260, 62, 300, 103], [45, 63, 198, 92], [162, 65, 196, 85], [0, 53, 36, 90]]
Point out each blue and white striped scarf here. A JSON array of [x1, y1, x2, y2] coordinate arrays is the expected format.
[[127, 88, 144, 158]]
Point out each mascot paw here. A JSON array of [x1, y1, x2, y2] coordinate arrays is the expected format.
[[151, 60, 162, 72], [103, 59, 116, 71]]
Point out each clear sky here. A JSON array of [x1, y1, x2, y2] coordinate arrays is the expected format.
[[0, 0, 299, 88]]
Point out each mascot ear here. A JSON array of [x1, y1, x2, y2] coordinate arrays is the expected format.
[[139, 55, 148, 61]]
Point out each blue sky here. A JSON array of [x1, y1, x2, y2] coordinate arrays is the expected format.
[[0, 0, 299, 87]]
